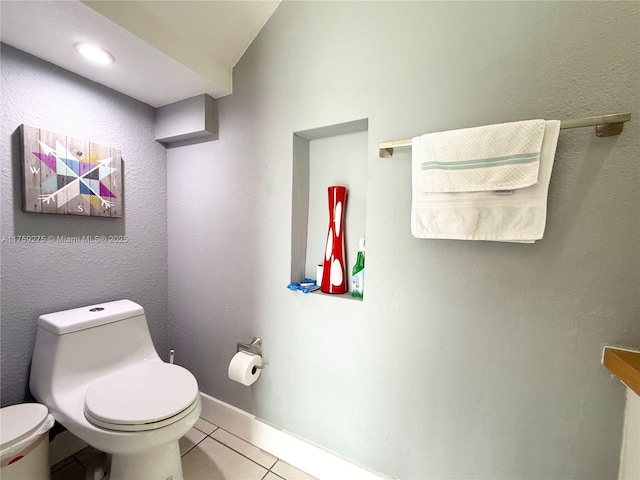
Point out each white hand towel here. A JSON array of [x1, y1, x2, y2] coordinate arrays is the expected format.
[[415, 119, 546, 193], [411, 120, 561, 243]]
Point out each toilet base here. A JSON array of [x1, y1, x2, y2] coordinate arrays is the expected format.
[[109, 441, 183, 480]]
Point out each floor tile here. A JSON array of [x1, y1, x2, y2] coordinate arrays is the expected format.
[[211, 428, 277, 469], [51, 459, 86, 480], [194, 417, 218, 434], [180, 426, 207, 455], [182, 436, 267, 480], [51, 456, 75, 473], [263, 472, 286, 480], [75, 446, 107, 469], [271, 460, 317, 480], [50, 417, 317, 480]]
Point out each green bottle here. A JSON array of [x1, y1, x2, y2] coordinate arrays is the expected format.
[[351, 238, 365, 298]]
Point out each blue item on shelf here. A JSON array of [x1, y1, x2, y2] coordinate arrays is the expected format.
[[287, 278, 320, 294]]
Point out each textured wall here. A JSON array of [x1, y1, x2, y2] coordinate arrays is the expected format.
[[0, 45, 169, 406], [168, 2, 639, 478]]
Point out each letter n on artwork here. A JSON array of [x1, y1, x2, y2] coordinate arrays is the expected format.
[[20, 125, 123, 217]]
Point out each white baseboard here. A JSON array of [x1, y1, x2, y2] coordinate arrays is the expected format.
[[199, 392, 391, 480]]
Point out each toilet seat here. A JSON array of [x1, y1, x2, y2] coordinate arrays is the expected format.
[[84, 363, 199, 432]]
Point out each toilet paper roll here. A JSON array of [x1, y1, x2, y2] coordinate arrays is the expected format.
[[228, 351, 263, 386]]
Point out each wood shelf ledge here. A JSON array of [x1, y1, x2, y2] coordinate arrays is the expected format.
[[603, 347, 640, 396]]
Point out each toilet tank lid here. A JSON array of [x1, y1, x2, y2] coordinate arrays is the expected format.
[[38, 300, 145, 335]]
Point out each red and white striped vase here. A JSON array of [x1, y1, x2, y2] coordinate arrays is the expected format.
[[321, 185, 347, 294]]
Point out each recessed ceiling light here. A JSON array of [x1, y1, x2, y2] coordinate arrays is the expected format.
[[76, 44, 114, 64]]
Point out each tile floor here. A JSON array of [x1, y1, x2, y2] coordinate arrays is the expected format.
[[51, 417, 317, 480]]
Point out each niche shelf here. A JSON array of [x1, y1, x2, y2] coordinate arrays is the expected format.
[[603, 347, 640, 396], [290, 118, 368, 300]]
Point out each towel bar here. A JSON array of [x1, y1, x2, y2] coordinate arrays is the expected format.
[[378, 112, 632, 157]]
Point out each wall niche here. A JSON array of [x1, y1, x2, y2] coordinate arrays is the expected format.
[[291, 118, 368, 299]]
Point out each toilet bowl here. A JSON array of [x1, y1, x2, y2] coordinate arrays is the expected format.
[[29, 300, 201, 480]]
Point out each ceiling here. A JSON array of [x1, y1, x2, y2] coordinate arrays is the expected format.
[[0, 0, 280, 107]]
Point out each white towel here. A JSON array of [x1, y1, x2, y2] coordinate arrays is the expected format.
[[415, 119, 546, 193], [411, 120, 561, 243]]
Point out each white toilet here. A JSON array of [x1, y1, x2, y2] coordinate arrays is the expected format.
[[29, 300, 201, 480]]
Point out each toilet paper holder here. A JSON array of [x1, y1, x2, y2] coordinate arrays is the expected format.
[[236, 337, 264, 368]]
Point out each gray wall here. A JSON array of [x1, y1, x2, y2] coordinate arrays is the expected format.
[[0, 45, 169, 406], [168, 2, 639, 479]]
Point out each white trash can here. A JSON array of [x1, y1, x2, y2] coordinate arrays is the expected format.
[[0, 403, 54, 480]]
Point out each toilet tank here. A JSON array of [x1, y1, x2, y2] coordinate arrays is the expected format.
[[30, 300, 161, 403]]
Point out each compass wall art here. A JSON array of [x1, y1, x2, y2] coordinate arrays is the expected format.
[[20, 125, 122, 218]]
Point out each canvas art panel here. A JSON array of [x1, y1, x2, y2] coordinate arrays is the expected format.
[[20, 125, 123, 218]]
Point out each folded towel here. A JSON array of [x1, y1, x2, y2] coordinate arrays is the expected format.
[[415, 119, 546, 193], [411, 120, 561, 243]]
